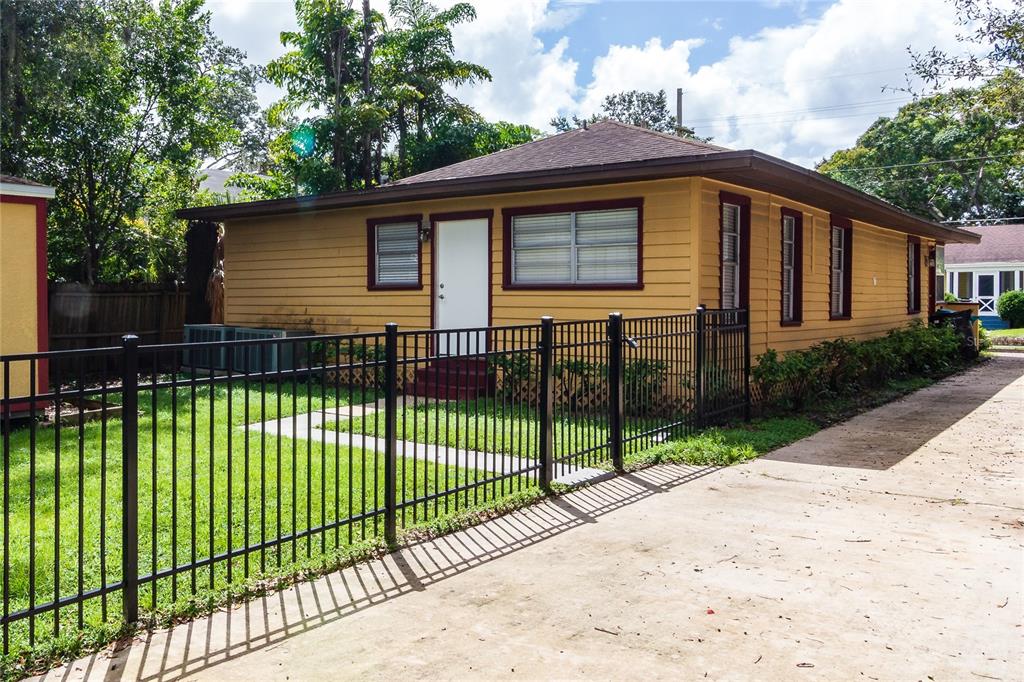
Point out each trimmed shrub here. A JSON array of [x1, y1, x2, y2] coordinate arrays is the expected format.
[[996, 290, 1024, 328], [753, 322, 965, 412]]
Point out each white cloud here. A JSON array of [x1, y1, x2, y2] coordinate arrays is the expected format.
[[576, 37, 704, 115], [206, 0, 970, 167], [567, 0, 967, 167], [447, 0, 581, 128]]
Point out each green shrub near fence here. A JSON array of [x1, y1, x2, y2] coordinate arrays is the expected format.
[[997, 290, 1024, 328], [752, 322, 963, 411]]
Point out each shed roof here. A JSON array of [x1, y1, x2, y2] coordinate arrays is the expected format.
[[177, 121, 979, 244], [945, 224, 1024, 264], [0, 174, 56, 199]]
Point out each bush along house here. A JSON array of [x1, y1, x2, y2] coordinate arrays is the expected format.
[[177, 120, 979, 360]]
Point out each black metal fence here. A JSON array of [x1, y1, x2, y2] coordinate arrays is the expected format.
[[0, 308, 748, 657]]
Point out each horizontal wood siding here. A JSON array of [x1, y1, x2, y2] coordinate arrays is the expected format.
[[223, 178, 694, 333], [699, 178, 932, 357]]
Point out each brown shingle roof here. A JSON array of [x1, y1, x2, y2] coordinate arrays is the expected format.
[[945, 224, 1024, 264], [390, 120, 728, 186], [0, 174, 49, 187]]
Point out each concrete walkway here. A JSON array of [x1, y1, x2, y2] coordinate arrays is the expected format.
[[247, 400, 607, 486], [41, 355, 1024, 681]]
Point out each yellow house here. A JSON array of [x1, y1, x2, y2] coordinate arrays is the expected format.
[[0, 175, 54, 405], [177, 121, 978, 359]]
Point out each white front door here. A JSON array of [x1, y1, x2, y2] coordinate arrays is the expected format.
[[435, 218, 488, 354]]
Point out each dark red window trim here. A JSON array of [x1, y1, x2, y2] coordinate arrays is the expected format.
[[366, 214, 424, 291], [718, 191, 751, 310], [501, 197, 644, 291], [829, 214, 853, 320], [779, 207, 804, 326], [907, 236, 922, 314], [428, 209, 495, 332]]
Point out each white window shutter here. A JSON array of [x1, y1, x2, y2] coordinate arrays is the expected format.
[[376, 222, 419, 285]]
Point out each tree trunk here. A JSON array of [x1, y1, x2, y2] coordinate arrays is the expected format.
[[361, 0, 373, 187], [397, 103, 407, 177]]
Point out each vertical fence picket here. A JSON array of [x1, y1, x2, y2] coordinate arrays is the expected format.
[[383, 323, 399, 545], [538, 317, 555, 489], [120, 335, 140, 624], [607, 313, 624, 472]]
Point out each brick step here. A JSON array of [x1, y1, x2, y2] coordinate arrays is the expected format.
[[408, 357, 495, 400]]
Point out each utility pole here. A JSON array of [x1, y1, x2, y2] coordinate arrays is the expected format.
[[676, 87, 684, 137]]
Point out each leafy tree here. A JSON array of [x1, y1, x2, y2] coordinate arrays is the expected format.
[[551, 89, 706, 140], [818, 73, 1023, 222], [909, 0, 1022, 97], [402, 118, 540, 176], [380, 0, 491, 177], [1, 0, 258, 283], [235, 0, 514, 199]]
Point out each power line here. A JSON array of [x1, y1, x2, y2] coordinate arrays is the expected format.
[[943, 217, 1024, 224], [687, 67, 908, 94], [686, 96, 913, 124], [696, 107, 910, 129], [830, 153, 1021, 172]]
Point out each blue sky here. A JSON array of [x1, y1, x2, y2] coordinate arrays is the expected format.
[[208, 0, 965, 168], [542, 1, 828, 72]]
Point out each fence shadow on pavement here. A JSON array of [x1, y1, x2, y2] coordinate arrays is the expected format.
[[38, 463, 718, 682], [762, 354, 1024, 470]]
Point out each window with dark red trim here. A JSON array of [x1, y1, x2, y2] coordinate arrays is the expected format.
[[366, 214, 423, 290], [907, 237, 921, 314], [501, 198, 643, 290], [829, 215, 853, 319], [719, 191, 750, 310], [780, 207, 803, 325]]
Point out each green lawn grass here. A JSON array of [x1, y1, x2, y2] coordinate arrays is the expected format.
[[988, 327, 1024, 338], [624, 417, 820, 469], [2, 379, 515, 659], [322, 397, 671, 462]]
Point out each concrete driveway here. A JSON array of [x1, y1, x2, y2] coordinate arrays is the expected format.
[[42, 355, 1024, 681]]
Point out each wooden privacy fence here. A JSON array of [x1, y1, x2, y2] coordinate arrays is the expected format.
[[48, 283, 188, 375]]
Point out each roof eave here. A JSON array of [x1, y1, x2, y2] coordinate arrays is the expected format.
[[176, 149, 979, 245], [175, 152, 754, 222]]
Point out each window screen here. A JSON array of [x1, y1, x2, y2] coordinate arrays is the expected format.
[[721, 203, 741, 309], [782, 215, 796, 321], [511, 208, 638, 285], [831, 226, 846, 317], [375, 222, 419, 285], [907, 241, 919, 312], [999, 271, 1016, 293]]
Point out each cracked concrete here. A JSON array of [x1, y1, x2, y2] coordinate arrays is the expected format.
[[38, 355, 1024, 681]]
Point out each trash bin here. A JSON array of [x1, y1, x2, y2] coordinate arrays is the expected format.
[[929, 309, 978, 359]]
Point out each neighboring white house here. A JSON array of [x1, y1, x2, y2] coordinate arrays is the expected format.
[[944, 223, 1024, 329]]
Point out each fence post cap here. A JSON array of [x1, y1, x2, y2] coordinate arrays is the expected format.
[[695, 304, 706, 312], [384, 322, 399, 331], [540, 315, 554, 323], [121, 334, 140, 346], [609, 311, 622, 318]]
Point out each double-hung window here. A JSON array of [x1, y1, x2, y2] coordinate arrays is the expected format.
[[780, 208, 802, 324], [368, 217, 421, 288], [507, 202, 640, 286], [721, 203, 742, 309], [934, 244, 946, 303], [830, 217, 852, 318], [907, 238, 921, 313]]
